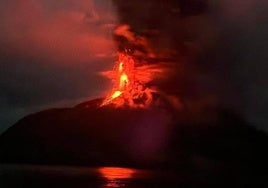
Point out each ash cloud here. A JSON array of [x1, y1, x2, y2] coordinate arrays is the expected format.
[[0, 0, 267, 133], [112, 0, 268, 131], [0, 0, 118, 133]]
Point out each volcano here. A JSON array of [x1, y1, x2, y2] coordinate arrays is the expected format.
[[0, 97, 268, 185]]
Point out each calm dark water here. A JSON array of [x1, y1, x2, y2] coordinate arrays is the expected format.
[[0, 164, 183, 188]]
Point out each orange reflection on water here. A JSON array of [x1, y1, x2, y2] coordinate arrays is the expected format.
[[98, 167, 136, 187], [98, 167, 135, 180]]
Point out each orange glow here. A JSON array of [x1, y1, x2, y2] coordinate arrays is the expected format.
[[119, 73, 129, 89], [98, 167, 136, 187], [101, 52, 155, 108], [98, 167, 135, 180], [118, 62, 123, 72], [111, 90, 122, 99]]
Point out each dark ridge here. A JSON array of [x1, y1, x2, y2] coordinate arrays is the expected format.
[[0, 98, 268, 185]]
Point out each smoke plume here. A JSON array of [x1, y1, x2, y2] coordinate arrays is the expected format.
[[111, 0, 268, 130]]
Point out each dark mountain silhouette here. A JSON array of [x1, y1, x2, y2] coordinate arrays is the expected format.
[[0, 98, 268, 185]]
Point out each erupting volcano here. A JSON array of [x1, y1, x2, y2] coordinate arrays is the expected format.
[[101, 52, 155, 108]]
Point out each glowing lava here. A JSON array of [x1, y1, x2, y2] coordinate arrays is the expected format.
[[101, 52, 154, 108]]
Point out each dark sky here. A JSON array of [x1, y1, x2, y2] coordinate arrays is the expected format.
[[0, 0, 268, 133]]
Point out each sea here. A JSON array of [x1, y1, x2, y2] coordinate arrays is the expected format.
[[0, 164, 185, 188]]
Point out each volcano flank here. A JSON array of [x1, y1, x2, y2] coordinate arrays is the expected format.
[[0, 98, 268, 185]]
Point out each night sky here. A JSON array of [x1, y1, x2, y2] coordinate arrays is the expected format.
[[0, 0, 268, 134]]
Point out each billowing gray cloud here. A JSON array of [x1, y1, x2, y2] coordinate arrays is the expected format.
[[212, 0, 268, 131]]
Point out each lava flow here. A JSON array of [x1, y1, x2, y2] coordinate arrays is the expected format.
[[101, 52, 154, 108]]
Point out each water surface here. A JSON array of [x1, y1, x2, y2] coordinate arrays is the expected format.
[[0, 164, 181, 188]]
